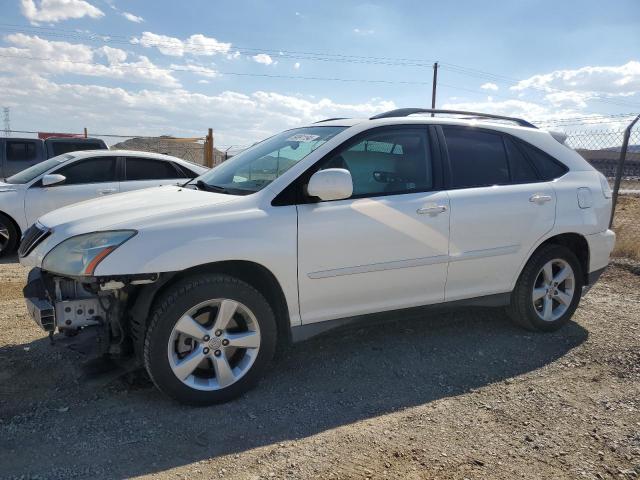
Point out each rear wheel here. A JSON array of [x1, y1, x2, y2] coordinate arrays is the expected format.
[[143, 274, 277, 405], [0, 213, 18, 257], [508, 245, 583, 331]]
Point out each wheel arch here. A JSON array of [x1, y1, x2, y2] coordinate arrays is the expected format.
[[128, 260, 292, 358], [517, 232, 590, 288]]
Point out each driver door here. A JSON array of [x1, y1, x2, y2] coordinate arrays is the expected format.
[[296, 126, 450, 324], [25, 156, 119, 226]]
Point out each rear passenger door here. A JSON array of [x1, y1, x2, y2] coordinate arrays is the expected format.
[[439, 127, 557, 301], [120, 156, 188, 193]]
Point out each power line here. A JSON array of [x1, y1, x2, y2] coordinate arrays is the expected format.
[[439, 63, 640, 109], [2, 22, 639, 107], [1, 23, 639, 109], [0, 53, 436, 85]]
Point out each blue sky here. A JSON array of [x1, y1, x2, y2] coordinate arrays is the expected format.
[[0, 0, 639, 146]]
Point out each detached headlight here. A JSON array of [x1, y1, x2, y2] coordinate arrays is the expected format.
[[43, 230, 137, 276]]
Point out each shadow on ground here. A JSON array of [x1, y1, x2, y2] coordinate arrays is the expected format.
[[0, 308, 588, 478], [0, 253, 18, 265]]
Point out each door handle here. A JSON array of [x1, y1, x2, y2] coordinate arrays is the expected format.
[[529, 193, 552, 204], [417, 205, 448, 215], [97, 188, 117, 195]]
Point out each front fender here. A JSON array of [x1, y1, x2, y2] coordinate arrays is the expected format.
[[95, 205, 300, 325]]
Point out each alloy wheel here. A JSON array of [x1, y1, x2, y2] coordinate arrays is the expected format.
[[0, 220, 10, 254], [167, 298, 261, 391], [532, 258, 576, 322]]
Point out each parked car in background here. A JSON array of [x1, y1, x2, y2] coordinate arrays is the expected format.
[[19, 109, 614, 405], [0, 150, 207, 255], [0, 137, 108, 179]]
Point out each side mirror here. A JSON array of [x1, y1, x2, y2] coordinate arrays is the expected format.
[[42, 174, 66, 187], [307, 168, 353, 201]]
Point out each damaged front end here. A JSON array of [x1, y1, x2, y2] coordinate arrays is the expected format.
[[23, 268, 159, 357]]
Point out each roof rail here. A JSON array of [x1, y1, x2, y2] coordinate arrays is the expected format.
[[314, 117, 348, 124], [369, 108, 537, 129]]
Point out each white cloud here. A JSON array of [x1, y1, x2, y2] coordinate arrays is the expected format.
[[0, 34, 179, 88], [512, 61, 640, 99], [122, 11, 144, 23], [134, 32, 232, 57], [0, 74, 395, 145], [20, 0, 104, 24], [171, 64, 218, 79], [480, 82, 499, 91], [252, 53, 274, 65], [353, 28, 375, 36], [97, 45, 127, 64], [294, 62, 300, 70], [439, 97, 623, 128], [442, 98, 552, 122]]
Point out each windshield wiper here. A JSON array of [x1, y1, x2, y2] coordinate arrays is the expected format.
[[196, 180, 230, 194]]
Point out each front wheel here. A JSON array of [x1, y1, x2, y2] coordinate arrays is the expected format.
[[0, 213, 18, 257], [507, 244, 583, 332], [143, 274, 277, 405]]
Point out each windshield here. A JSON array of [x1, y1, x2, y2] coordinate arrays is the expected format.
[[196, 126, 346, 194], [5, 154, 75, 184]]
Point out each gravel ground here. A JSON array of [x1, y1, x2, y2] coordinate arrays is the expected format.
[[0, 255, 639, 480]]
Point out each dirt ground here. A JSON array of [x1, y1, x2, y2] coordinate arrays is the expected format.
[[0, 250, 639, 480], [613, 195, 640, 259]]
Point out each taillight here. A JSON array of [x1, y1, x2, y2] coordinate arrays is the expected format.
[[598, 173, 612, 199]]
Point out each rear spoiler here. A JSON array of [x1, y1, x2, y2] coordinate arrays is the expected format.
[[547, 130, 568, 145]]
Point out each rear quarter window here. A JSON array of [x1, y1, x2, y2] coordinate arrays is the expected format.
[[516, 140, 568, 181]]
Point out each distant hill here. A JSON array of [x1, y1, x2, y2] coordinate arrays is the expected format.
[[576, 145, 640, 177], [112, 136, 226, 165], [601, 144, 640, 153]]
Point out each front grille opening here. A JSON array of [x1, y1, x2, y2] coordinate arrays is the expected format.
[[18, 224, 51, 258]]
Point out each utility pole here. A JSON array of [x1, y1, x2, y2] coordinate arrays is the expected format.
[[431, 62, 438, 117], [2, 107, 10, 137], [204, 128, 214, 168]]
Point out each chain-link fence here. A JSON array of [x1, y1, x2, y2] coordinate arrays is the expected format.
[[564, 129, 640, 179], [0, 129, 234, 167], [560, 117, 640, 260]]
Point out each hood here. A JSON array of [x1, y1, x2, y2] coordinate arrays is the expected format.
[[38, 185, 239, 234], [0, 181, 24, 192]]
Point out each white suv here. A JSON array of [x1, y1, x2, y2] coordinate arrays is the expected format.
[[19, 109, 615, 405]]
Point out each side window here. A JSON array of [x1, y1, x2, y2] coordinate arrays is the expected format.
[[56, 157, 117, 185], [517, 141, 568, 180], [125, 158, 182, 181], [320, 129, 432, 197], [7, 141, 38, 162], [505, 137, 539, 183], [442, 127, 509, 188], [172, 163, 196, 178]]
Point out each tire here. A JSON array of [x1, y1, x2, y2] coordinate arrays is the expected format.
[[143, 273, 277, 405], [507, 244, 583, 332], [0, 213, 18, 257]]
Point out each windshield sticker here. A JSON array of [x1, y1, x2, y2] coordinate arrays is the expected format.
[[287, 134, 320, 142]]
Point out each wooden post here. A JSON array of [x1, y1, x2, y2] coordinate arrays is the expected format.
[[205, 128, 214, 167], [83, 127, 88, 138]]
